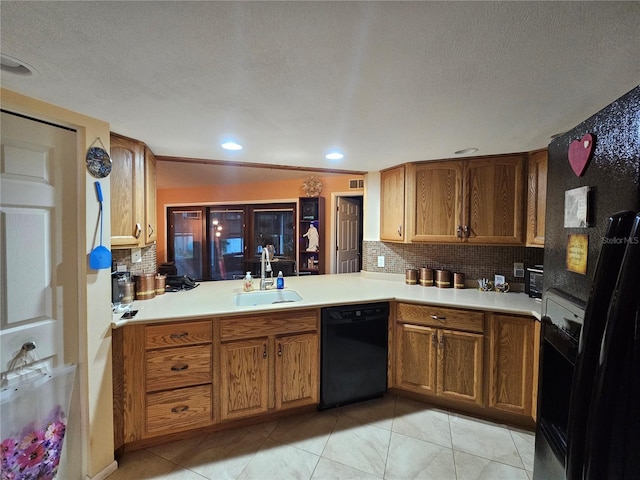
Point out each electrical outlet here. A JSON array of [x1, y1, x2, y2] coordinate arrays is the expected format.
[[131, 247, 142, 263], [514, 262, 525, 278], [377, 255, 385, 268]]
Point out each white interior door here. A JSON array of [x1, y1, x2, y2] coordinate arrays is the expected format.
[[336, 196, 361, 273], [0, 111, 78, 380]]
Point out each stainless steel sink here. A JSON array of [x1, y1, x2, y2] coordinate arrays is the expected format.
[[233, 289, 303, 307]]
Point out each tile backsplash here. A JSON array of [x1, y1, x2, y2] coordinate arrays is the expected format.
[[112, 244, 157, 275], [363, 241, 544, 286]]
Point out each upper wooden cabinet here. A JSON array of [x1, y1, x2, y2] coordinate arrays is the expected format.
[[110, 133, 157, 248], [383, 155, 526, 245], [144, 147, 157, 244], [380, 165, 406, 242], [526, 149, 548, 247]]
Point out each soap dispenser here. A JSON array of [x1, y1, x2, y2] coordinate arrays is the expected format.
[[243, 271, 254, 292]]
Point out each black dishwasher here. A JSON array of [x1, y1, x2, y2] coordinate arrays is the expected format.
[[319, 302, 389, 410]]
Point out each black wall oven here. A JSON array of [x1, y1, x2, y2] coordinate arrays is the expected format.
[[533, 289, 585, 480]]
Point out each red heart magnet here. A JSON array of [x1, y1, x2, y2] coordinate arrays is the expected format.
[[568, 133, 594, 177]]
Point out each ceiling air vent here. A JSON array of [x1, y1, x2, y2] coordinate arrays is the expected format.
[[349, 179, 364, 189]]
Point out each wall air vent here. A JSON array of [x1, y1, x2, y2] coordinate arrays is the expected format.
[[349, 179, 364, 189]]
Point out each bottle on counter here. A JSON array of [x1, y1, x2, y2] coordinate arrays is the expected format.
[[243, 271, 254, 292], [277, 271, 284, 289]]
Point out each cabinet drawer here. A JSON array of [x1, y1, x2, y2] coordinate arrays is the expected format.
[[145, 321, 212, 349], [146, 384, 211, 434], [397, 303, 484, 333], [220, 310, 318, 341], [146, 344, 212, 392]]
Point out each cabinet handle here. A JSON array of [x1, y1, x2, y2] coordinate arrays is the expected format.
[[278, 343, 282, 357], [431, 315, 446, 322], [464, 225, 470, 238], [170, 332, 188, 339], [170, 405, 189, 413], [263, 344, 268, 359], [170, 364, 189, 372], [398, 225, 402, 237], [148, 224, 154, 237], [456, 225, 463, 238], [134, 223, 142, 239], [439, 335, 445, 349], [432, 335, 437, 347]]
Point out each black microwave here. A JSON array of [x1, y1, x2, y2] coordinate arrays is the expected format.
[[526, 266, 544, 299]]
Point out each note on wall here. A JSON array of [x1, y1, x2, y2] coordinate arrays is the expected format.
[[566, 234, 588, 275], [564, 186, 591, 227]]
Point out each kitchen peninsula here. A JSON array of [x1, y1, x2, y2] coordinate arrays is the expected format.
[[112, 271, 541, 454]]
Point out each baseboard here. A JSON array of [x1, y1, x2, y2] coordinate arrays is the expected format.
[[85, 460, 118, 480]]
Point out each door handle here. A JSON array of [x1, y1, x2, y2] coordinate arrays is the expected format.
[[263, 344, 267, 359], [398, 225, 402, 237], [278, 343, 282, 357], [134, 223, 142, 239]]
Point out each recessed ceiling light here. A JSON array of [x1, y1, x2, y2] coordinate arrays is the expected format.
[[221, 141, 243, 151], [454, 147, 479, 155], [325, 152, 344, 160], [0, 54, 37, 76]]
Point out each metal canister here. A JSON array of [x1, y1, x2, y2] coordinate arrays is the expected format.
[[435, 269, 451, 288], [155, 274, 166, 295], [405, 269, 419, 285], [419, 268, 434, 286], [121, 280, 135, 304], [135, 273, 156, 300], [454, 272, 466, 289]]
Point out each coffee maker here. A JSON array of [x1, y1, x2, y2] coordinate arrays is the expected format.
[[111, 271, 133, 306]]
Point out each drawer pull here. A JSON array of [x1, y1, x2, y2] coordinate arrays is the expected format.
[[170, 405, 189, 413], [170, 332, 188, 339], [170, 364, 189, 372], [431, 315, 446, 321]]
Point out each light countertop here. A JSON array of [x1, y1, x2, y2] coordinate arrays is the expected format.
[[111, 271, 542, 328]]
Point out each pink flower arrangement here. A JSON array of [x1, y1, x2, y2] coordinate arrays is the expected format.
[[1, 406, 67, 480]]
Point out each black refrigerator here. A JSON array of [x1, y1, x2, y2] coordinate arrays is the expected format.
[[533, 85, 640, 480]]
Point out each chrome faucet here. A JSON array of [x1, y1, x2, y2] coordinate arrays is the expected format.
[[260, 247, 274, 290]]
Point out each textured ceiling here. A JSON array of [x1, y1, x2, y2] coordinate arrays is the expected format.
[[2, 1, 639, 186]]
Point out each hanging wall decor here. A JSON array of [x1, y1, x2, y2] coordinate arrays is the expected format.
[[302, 175, 323, 197], [568, 133, 594, 177], [85, 137, 112, 178]]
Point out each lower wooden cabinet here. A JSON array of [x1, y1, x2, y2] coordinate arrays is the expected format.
[[486, 313, 540, 419], [219, 310, 319, 422], [394, 304, 483, 406]]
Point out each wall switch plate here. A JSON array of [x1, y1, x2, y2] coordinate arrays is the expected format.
[[514, 262, 525, 277], [131, 247, 142, 263], [377, 255, 385, 268]]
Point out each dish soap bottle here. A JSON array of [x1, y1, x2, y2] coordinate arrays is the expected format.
[[276, 271, 284, 289], [243, 271, 254, 292]]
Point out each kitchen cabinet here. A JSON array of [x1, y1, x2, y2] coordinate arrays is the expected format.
[[381, 154, 525, 245], [408, 155, 525, 243], [112, 320, 213, 448], [486, 313, 540, 420], [298, 196, 325, 274], [394, 303, 483, 405], [380, 165, 406, 242], [109, 133, 157, 248], [526, 149, 548, 247], [144, 147, 157, 244], [219, 309, 319, 421]]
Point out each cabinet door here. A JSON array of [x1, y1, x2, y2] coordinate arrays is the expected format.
[[144, 147, 157, 244], [526, 150, 547, 247], [220, 338, 269, 420], [394, 323, 437, 395], [465, 155, 524, 244], [409, 161, 464, 242], [438, 329, 483, 405], [275, 333, 319, 410], [110, 135, 144, 247], [487, 314, 538, 418], [380, 166, 406, 242]]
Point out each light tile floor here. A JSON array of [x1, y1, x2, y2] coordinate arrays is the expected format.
[[108, 395, 535, 480]]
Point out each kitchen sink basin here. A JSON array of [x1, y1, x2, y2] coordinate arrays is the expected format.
[[233, 289, 303, 307]]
